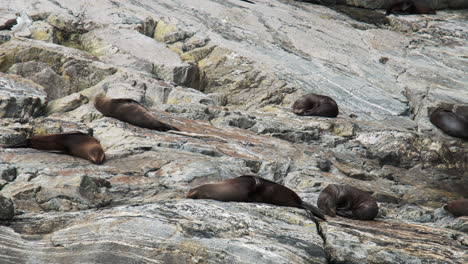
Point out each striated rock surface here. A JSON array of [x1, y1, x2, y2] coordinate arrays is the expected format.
[[0, 0, 467, 263]]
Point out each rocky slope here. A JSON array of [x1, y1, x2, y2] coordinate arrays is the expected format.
[[0, 0, 467, 263]]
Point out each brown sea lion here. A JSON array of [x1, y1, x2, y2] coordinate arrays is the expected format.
[[386, 0, 436, 15], [444, 199, 468, 217], [94, 95, 178, 131], [187, 175, 326, 221], [2, 132, 105, 164], [318, 184, 378, 220], [292, 93, 339, 117], [0, 18, 17, 31], [430, 107, 468, 140]]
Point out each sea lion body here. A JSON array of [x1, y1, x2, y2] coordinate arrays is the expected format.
[[386, 1, 436, 15], [430, 108, 468, 139], [292, 93, 339, 117], [444, 199, 468, 217], [187, 175, 326, 220], [3, 132, 105, 164], [0, 18, 17, 30], [318, 184, 378, 220], [94, 95, 178, 131]]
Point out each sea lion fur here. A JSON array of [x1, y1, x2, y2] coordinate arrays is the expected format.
[[292, 93, 339, 117], [94, 95, 178, 131], [2, 132, 105, 164], [187, 175, 326, 221], [318, 184, 378, 220]]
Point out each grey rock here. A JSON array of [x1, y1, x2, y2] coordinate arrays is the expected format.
[[1, 40, 116, 100], [0, 165, 17, 182], [0, 201, 326, 264], [80, 27, 198, 87], [0, 73, 47, 118], [0, 195, 14, 220]]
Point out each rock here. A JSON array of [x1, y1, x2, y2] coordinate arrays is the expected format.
[[0, 195, 15, 220], [1, 40, 116, 100], [0, 73, 47, 118], [306, 0, 468, 9], [322, 217, 467, 264], [0, 201, 326, 263], [30, 20, 55, 42], [80, 27, 198, 87]]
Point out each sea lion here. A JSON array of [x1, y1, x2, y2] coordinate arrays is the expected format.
[[187, 175, 326, 221], [2, 132, 105, 164], [430, 107, 468, 140], [94, 95, 179, 131], [0, 18, 17, 30], [292, 93, 339, 117], [444, 199, 468, 217], [317, 184, 378, 220], [386, 0, 436, 15], [240, 0, 255, 3]]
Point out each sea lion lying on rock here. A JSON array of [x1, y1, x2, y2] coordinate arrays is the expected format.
[[187, 175, 326, 221], [444, 199, 468, 217], [318, 184, 378, 220], [1, 132, 105, 164], [95, 95, 179, 132], [430, 107, 468, 140], [292, 93, 339, 117]]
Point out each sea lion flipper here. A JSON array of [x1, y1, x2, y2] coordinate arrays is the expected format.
[[2, 139, 32, 148], [301, 202, 326, 221], [336, 209, 354, 218]]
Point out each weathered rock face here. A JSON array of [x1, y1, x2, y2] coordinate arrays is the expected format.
[[0, 0, 467, 263], [0, 73, 47, 118], [303, 0, 468, 9], [0, 195, 14, 220]]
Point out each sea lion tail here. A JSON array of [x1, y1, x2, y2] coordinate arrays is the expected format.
[[2, 139, 31, 148], [301, 202, 326, 221]]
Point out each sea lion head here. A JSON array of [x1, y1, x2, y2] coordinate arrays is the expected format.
[[355, 202, 379, 220], [443, 204, 449, 211], [88, 144, 106, 164], [94, 94, 111, 115], [186, 189, 200, 199]]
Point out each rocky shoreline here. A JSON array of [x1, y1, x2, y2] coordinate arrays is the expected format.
[[0, 0, 467, 263]]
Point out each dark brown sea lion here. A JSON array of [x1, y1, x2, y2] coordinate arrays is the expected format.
[[444, 199, 468, 217], [318, 184, 378, 220], [430, 107, 468, 140], [386, 0, 436, 15], [0, 18, 17, 30], [187, 175, 326, 221], [2, 132, 105, 164], [94, 95, 178, 131], [292, 93, 339, 117]]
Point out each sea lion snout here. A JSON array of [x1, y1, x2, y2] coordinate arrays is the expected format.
[[89, 146, 106, 164], [186, 189, 199, 199]]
